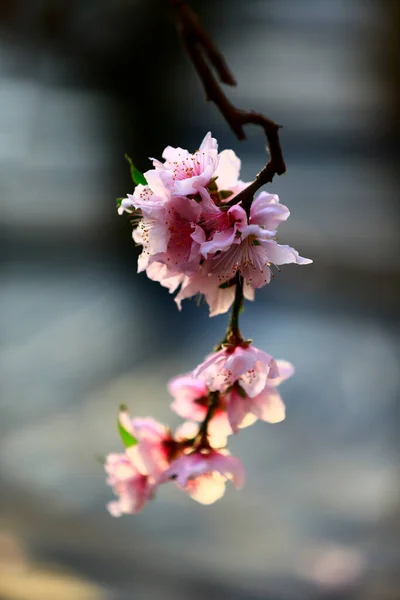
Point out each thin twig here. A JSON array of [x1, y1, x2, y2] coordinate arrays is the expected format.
[[195, 391, 220, 448], [217, 271, 245, 349], [169, 0, 286, 208]]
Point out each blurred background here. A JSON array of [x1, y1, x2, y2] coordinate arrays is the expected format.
[[0, 0, 399, 599]]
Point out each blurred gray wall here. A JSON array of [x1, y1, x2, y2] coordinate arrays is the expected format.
[[0, 1, 399, 599]]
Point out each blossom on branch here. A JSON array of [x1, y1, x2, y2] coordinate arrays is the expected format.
[[106, 115, 312, 514], [150, 131, 219, 196], [169, 373, 232, 441], [118, 132, 311, 316], [105, 453, 153, 516], [159, 450, 245, 505], [194, 344, 279, 398]]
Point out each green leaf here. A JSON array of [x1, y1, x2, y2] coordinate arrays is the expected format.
[[124, 154, 147, 186], [118, 405, 137, 447], [116, 197, 124, 208], [118, 422, 137, 447]]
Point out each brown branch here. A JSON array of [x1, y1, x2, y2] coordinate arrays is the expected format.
[[169, 0, 286, 209]]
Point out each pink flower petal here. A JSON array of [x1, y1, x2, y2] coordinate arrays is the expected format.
[[213, 149, 241, 189], [226, 389, 248, 433], [201, 228, 237, 257], [105, 453, 153, 515], [250, 387, 286, 423], [224, 348, 257, 379], [269, 359, 295, 386], [143, 170, 169, 198], [199, 131, 218, 152], [261, 240, 313, 266], [250, 192, 290, 230], [186, 472, 227, 505], [208, 453, 246, 489]]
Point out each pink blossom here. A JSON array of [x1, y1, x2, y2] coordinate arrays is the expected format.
[[150, 132, 219, 196], [249, 191, 291, 229], [168, 374, 232, 443], [199, 203, 247, 257], [105, 453, 153, 516], [118, 136, 311, 310], [159, 450, 245, 505], [207, 191, 312, 288], [120, 182, 168, 214], [131, 195, 202, 278], [194, 344, 280, 397], [174, 191, 310, 312], [209, 228, 312, 289], [146, 196, 202, 276], [226, 359, 295, 432], [120, 179, 203, 277], [168, 374, 208, 422], [118, 184, 171, 273], [119, 410, 173, 482]]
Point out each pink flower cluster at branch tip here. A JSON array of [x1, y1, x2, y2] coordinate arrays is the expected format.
[[105, 133, 312, 514], [119, 132, 312, 317], [105, 345, 294, 514], [105, 406, 245, 512]]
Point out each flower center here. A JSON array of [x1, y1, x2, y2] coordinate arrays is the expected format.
[[172, 152, 204, 180]]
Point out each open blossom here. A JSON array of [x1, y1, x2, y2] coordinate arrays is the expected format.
[[126, 192, 202, 276], [150, 132, 219, 197], [172, 189, 311, 312], [204, 192, 312, 288], [105, 408, 239, 513], [117, 132, 311, 316], [169, 374, 232, 443], [147, 198, 202, 276], [124, 416, 173, 482], [194, 344, 280, 398], [159, 450, 245, 505], [168, 373, 256, 440], [105, 453, 153, 516]]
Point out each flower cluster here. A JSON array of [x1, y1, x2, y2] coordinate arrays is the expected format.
[[105, 344, 293, 514], [118, 133, 311, 316], [105, 133, 312, 514]]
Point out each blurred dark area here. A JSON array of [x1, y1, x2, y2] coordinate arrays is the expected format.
[[0, 1, 399, 599]]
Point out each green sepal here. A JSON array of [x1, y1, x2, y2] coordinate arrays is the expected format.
[[116, 197, 124, 209], [124, 154, 147, 186], [218, 190, 233, 200], [207, 177, 218, 193], [118, 404, 137, 447]]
